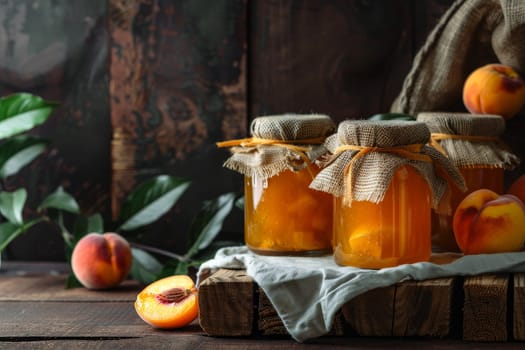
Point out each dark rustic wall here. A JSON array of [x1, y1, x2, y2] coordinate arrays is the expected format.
[[0, 0, 110, 260], [5, 0, 506, 262]]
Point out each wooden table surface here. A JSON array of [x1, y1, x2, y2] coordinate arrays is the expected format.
[[0, 261, 523, 350]]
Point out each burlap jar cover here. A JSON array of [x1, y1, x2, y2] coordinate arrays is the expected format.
[[391, 0, 525, 115], [217, 114, 336, 178], [310, 120, 466, 209], [417, 112, 520, 169]]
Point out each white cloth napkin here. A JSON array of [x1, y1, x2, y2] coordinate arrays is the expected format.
[[197, 246, 525, 342]]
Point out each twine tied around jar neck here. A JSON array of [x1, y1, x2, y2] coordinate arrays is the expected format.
[[217, 136, 327, 179], [334, 143, 432, 163], [416, 112, 520, 170], [310, 120, 468, 210], [429, 133, 500, 156], [216, 136, 325, 149], [217, 114, 335, 180], [334, 143, 433, 204]]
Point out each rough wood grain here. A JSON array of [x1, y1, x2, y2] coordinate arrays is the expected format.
[[341, 285, 396, 336], [463, 274, 508, 342], [258, 287, 287, 336], [0, 301, 156, 338], [249, 0, 415, 122], [108, 0, 247, 242], [198, 269, 254, 336], [393, 278, 456, 337], [2, 266, 525, 347], [513, 273, 525, 340], [0, 273, 140, 302]]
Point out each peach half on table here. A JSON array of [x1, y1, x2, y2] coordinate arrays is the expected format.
[[134, 275, 199, 329], [453, 189, 525, 255], [71, 232, 132, 290], [462, 63, 525, 120]]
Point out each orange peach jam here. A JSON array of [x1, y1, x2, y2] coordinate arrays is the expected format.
[[244, 164, 333, 255], [333, 165, 431, 269], [432, 167, 504, 252]]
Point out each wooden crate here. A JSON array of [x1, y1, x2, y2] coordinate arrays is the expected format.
[[198, 269, 525, 341]]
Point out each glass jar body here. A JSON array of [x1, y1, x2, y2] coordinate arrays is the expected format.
[[432, 167, 504, 252], [333, 165, 431, 269], [244, 165, 333, 255]]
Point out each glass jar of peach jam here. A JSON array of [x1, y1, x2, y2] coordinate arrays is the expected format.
[[417, 113, 520, 252], [333, 164, 432, 268], [244, 164, 333, 255], [310, 120, 464, 269], [217, 114, 336, 255]]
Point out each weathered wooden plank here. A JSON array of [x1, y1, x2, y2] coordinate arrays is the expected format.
[[258, 287, 287, 336], [108, 0, 247, 250], [6, 333, 525, 350], [393, 278, 456, 337], [341, 286, 396, 336], [202, 269, 454, 338], [0, 301, 157, 338], [249, 0, 415, 121], [0, 273, 140, 302], [462, 274, 509, 342], [513, 273, 525, 340], [198, 268, 254, 336]]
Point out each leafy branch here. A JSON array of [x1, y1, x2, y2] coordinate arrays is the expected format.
[[0, 92, 241, 287]]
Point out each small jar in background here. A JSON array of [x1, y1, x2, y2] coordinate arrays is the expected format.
[[417, 112, 520, 252], [310, 120, 465, 269], [217, 114, 335, 256]]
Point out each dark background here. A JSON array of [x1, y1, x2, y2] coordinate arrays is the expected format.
[[1, 0, 522, 262]]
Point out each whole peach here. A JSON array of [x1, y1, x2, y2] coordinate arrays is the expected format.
[[453, 189, 525, 254], [462, 63, 525, 120], [71, 232, 132, 289]]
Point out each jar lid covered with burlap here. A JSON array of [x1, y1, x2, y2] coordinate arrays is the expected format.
[[310, 120, 466, 209], [216, 114, 336, 179], [416, 112, 520, 169]]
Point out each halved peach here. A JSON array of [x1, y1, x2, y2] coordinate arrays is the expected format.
[[134, 275, 198, 329]]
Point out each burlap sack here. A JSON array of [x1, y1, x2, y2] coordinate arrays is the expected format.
[[218, 114, 335, 179], [417, 112, 520, 169], [310, 120, 466, 209], [391, 0, 525, 114]]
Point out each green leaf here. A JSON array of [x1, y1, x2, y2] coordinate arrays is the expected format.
[[193, 240, 243, 262], [0, 222, 22, 251], [64, 213, 104, 259], [38, 186, 80, 214], [185, 192, 236, 259], [156, 260, 190, 279], [72, 213, 104, 240], [117, 175, 190, 232], [130, 248, 163, 285], [0, 93, 58, 139], [0, 136, 48, 179], [0, 218, 43, 251], [0, 189, 27, 225], [235, 195, 244, 210], [368, 113, 415, 121], [65, 273, 83, 289]]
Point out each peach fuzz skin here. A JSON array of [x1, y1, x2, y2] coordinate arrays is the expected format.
[[453, 189, 525, 255], [71, 232, 132, 290], [462, 63, 525, 120]]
